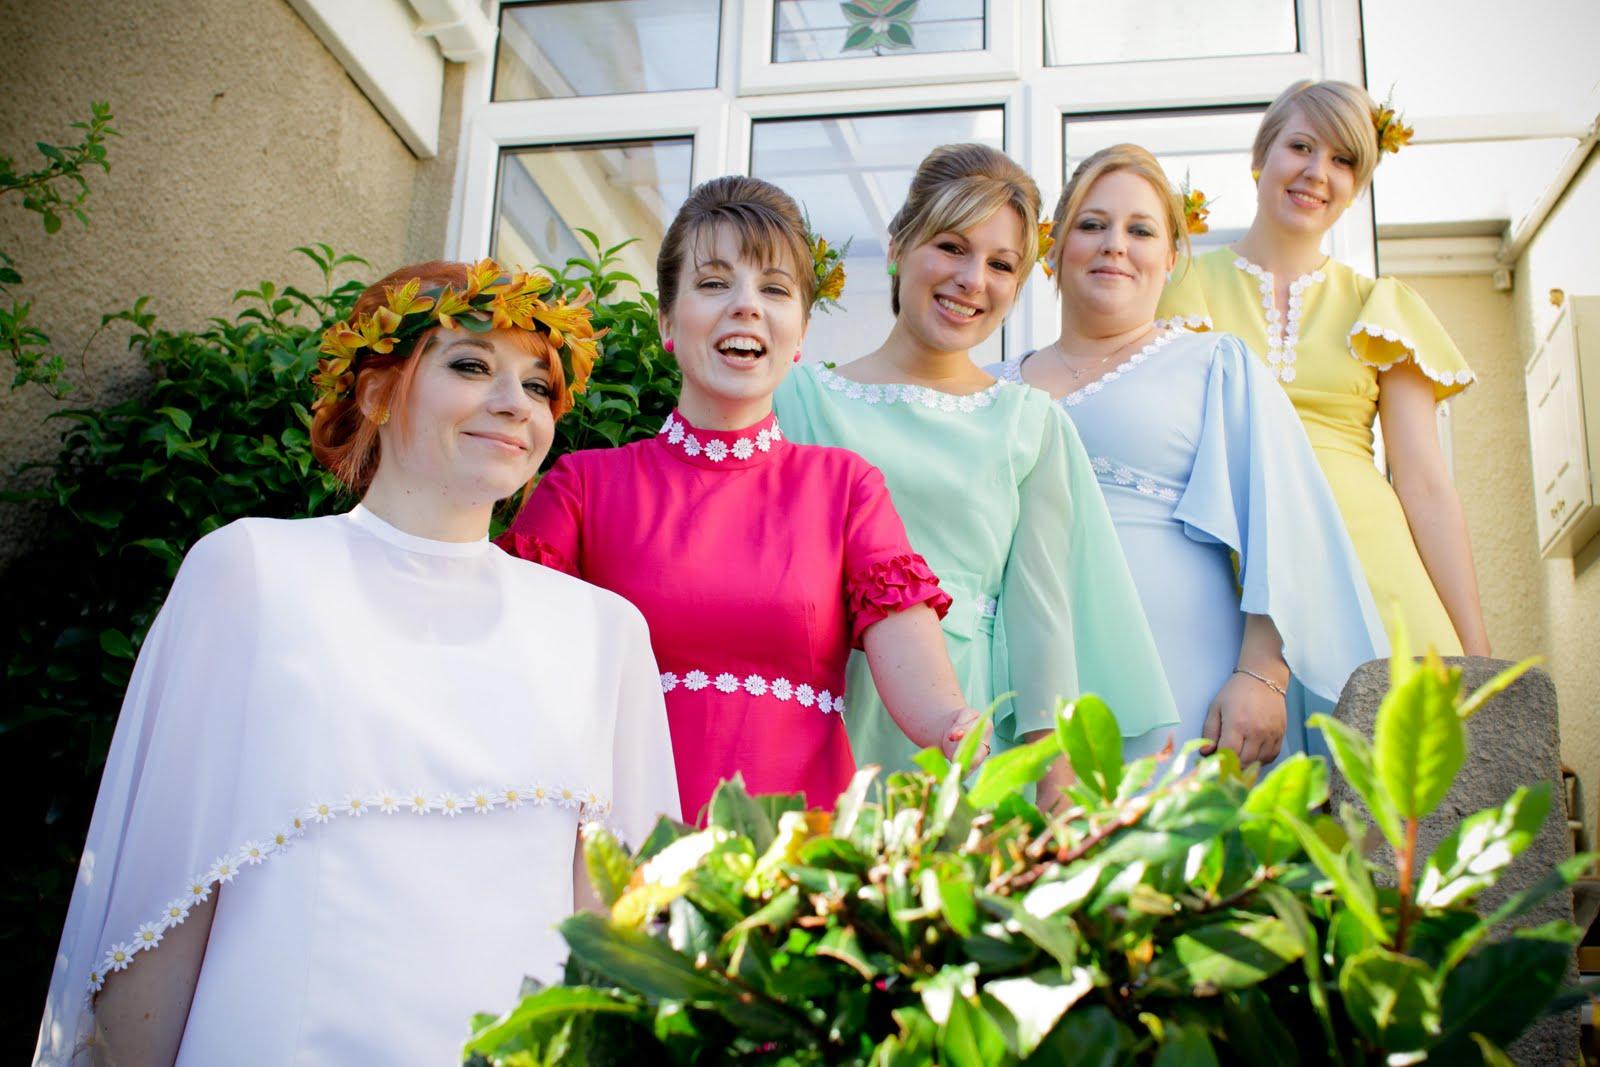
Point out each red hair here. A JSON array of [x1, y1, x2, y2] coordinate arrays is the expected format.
[[310, 260, 571, 493]]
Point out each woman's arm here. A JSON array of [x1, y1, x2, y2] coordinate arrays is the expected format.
[[91, 894, 216, 1066], [1202, 613, 1288, 767], [1378, 363, 1491, 656], [862, 604, 991, 764]]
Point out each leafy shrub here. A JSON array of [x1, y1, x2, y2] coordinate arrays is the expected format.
[[465, 635, 1582, 1065], [0, 236, 675, 1045]]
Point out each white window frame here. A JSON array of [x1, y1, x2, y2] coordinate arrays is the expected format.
[[450, 0, 1368, 362], [739, 0, 1020, 96]]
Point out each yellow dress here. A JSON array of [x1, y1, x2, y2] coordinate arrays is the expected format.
[[1157, 248, 1476, 654]]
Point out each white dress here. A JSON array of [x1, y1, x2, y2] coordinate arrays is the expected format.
[[35, 506, 679, 1065]]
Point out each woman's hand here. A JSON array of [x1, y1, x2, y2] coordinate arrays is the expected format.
[[942, 704, 992, 769], [1202, 671, 1286, 767]]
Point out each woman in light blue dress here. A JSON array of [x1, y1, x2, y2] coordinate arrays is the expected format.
[[992, 144, 1386, 765]]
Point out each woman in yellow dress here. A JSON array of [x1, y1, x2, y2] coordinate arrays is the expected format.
[[1157, 79, 1489, 656]]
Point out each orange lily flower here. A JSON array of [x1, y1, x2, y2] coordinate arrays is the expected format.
[[384, 277, 436, 318]]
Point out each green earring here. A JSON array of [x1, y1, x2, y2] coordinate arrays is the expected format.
[[886, 262, 898, 277]]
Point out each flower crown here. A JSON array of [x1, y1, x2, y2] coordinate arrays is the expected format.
[[1371, 91, 1414, 156], [1037, 220, 1056, 277], [806, 223, 848, 314], [312, 258, 602, 411], [1180, 172, 1212, 236]]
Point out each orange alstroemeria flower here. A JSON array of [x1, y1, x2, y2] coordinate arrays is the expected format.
[[1036, 220, 1056, 277], [464, 258, 506, 299], [817, 262, 846, 304], [354, 309, 401, 354], [432, 286, 475, 331], [311, 359, 354, 409], [384, 277, 436, 318], [319, 321, 364, 360]]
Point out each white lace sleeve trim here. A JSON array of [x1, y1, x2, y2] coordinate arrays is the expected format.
[[661, 669, 846, 715], [85, 782, 612, 995], [1089, 456, 1180, 502], [813, 368, 1005, 414], [1346, 321, 1478, 388]]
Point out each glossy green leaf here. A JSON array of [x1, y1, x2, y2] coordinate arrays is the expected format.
[[981, 967, 1095, 1057], [1437, 922, 1576, 1049], [1374, 656, 1465, 821], [1152, 1022, 1220, 1066], [581, 823, 635, 907], [462, 985, 646, 1055], [1055, 694, 1124, 800], [968, 729, 1062, 808], [1416, 783, 1549, 908], [1240, 753, 1328, 868], [1339, 947, 1441, 1052], [938, 994, 1009, 1067], [560, 912, 731, 1003], [1280, 811, 1388, 942], [1144, 914, 1303, 992]]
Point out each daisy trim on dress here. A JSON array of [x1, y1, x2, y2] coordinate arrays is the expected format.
[[1234, 256, 1325, 385], [1347, 321, 1477, 388], [660, 668, 846, 714], [86, 781, 612, 996], [1156, 313, 1212, 331], [659, 412, 782, 461], [1054, 326, 1184, 407], [1089, 456, 1180, 502], [813, 367, 1005, 414]]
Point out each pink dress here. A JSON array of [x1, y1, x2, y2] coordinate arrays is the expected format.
[[498, 410, 951, 822]]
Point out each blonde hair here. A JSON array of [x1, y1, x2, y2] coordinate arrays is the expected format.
[[887, 143, 1041, 314], [1050, 144, 1188, 281], [1253, 79, 1381, 191]]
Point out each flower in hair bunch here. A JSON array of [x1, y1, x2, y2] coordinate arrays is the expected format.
[[1179, 171, 1212, 236], [1036, 220, 1056, 277], [805, 221, 849, 314], [311, 258, 603, 411], [1372, 90, 1414, 156]]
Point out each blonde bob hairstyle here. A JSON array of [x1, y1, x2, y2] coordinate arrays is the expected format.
[[1049, 143, 1188, 284], [887, 143, 1041, 315], [1252, 79, 1381, 192]]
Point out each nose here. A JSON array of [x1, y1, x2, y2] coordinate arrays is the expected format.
[[727, 277, 764, 318], [952, 254, 983, 290], [489, 369, 535, 420], [1098, 225, 1128, 256], [1302, 150, 1330, 183]]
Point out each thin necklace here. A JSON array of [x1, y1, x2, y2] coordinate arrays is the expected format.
[[1052, 326, 1155, 380]]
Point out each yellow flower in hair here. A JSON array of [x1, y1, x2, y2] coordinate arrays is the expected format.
[[1373, 104, 1413, 155], [489, 286, 543, 331], [432, 286, 474, 331], [531, 297, 592, 349], [1179, 171, 1211, 236], [383, 277, 436, 318], [1036, 220, 1056, 277], [311, 358, 353, 410], [319, 321, 364, 360], [464, 258, 504, 298], [354, 309, 401, 354], [817, 261, 846, 304]]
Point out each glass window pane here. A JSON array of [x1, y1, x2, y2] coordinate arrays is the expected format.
[[752, 108, 1008, 366], [1044, 0, 1296, 66], [774, 0, 985, 63], [493, 138, 694, 296], [1063, 110, 1264, 254], [494, 0, 720, 101]]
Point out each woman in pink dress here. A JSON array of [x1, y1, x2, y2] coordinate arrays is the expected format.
[[499, 176, 983, 821]]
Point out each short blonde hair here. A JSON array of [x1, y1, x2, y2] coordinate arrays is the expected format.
[[1252, 79, 1381, 191], [887, 143, 1041, 314], [1050, 144, 1188, 282]]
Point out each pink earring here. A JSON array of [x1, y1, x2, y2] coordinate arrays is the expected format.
[[663, 337, 675, 353], [793, 351, 802, 364]]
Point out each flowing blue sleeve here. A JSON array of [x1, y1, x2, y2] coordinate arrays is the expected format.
[[1172, 333, 1389, 707]]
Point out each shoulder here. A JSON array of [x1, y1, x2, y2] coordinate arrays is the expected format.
[[494, 547, 649, 629], [786, 440, 882, 483], [982, 359, 1025, 386], [184, 513, 337, 570]]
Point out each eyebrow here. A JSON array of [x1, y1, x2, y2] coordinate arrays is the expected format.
[[1077, 208, 1158, 221], [439, 336, 494, 353], [694, 257, 796, 281]]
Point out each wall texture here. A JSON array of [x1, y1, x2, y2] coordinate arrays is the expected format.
[[1510, 148, 1600, 844], [0, 0, 461, 563]]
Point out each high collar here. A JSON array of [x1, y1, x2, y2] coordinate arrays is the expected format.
[[656, 409, 785, 470], [345, 504, 492, 558]]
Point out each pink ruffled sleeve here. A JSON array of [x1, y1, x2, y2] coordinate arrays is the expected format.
[[495, 456, 583, 577], [842, 460, 951, 648]]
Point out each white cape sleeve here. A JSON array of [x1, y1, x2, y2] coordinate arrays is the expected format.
[[35, 522, 260, 1065], [605, 604, 681, 844]]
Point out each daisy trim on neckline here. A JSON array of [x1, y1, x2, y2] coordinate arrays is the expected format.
[[1001, 326, 1183, 408], [659, 412, 782, 462], [1233, 256, 1326, 384], [660, 668, 846, 715], [812, 367, 1006, 414], [84, 782, 612, 997]]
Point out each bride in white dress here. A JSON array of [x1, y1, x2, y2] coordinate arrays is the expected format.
[[35, 260, 680, 1065]]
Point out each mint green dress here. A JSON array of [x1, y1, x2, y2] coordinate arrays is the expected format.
[[775, 366, 1178, 771]]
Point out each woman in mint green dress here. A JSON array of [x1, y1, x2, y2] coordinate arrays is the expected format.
[[776, 144, 1176, 808]]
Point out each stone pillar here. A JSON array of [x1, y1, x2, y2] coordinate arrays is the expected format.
[[1330, 659, 1579, 1066]]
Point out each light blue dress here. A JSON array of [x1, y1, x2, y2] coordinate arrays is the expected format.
[[991, 328, 1388, 760]]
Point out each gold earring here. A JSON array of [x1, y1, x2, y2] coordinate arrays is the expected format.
[[374, 407, 390, 426], [1251, 169, 1261, 183]]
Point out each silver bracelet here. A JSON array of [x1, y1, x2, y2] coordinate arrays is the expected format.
[[1233, 667, 1287, 697]]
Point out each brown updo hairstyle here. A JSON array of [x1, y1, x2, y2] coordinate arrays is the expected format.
[[887, 143, 1041, 315], [310, 260, 571, 494], [656, 175, 815, 322], [1050, 143, 1189, 282], [1253, 80, 1381, 193]]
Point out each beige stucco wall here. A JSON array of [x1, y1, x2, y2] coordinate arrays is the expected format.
[[1509, 147, 1600, 838], [0, 0, 461, 562]]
